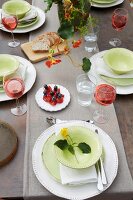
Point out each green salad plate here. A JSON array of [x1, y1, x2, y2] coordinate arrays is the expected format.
[[54, 126, 102, 169], [92, 0, 116, 4], [0, 54, 19, 77], [17, 17, 39, 29], [42, 133, 61, 181], [2, 0, 31, 19], [103, 48, 133, 75], [100, 75, 133, 86]]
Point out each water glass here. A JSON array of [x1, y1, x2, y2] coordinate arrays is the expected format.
[[84, 25, 99, 53], [76, 74, 95, 107]]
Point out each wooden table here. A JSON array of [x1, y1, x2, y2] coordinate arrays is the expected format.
[[0, 0, 133, 199]]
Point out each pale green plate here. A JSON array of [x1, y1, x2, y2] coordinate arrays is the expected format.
[[42, 133, 61, 181], [55, 126, 102, 169], [17, 17, 39, 29], [92, 0, 116, 4], [0, 54, 19, 77], [103, 48, 133, 75], [2, 0, 31, 19], [100, 75, 133, 86]]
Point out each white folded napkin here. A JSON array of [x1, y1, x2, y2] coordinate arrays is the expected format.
[[18, 7, 38, 23], [96, 57, 133, 78], [55, 123, 97, 185]]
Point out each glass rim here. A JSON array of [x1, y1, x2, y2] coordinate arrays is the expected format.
[[113, 8, 128, 16], [76, 73, 97, 86]]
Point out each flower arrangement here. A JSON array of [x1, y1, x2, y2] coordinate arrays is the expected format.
[[54, 128, 91, 161], [44, 0, 92, 39]]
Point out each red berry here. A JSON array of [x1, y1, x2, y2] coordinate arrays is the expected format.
[[57, 97, 64, 103]]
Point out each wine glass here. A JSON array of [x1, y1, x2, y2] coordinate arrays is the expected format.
[[109, 8, 128, 47], [1, 12, 20, 48], [3, 76, 27, 116], [93, 83, 116, 124]]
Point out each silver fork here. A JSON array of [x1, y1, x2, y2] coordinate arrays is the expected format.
[[46, 116, 94, 125], [95, 129, 108, 185]]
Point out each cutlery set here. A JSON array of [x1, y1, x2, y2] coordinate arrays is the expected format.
[[46, 116, 108, 191]]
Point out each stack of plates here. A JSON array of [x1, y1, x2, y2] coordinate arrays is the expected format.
[[88, 48, 133, 95], [0, 54, 36, 101], [32, 120, 118, 200], [91, 0, 124, 8]]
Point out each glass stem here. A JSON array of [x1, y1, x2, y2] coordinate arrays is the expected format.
[[11, 31, 15, 43], [16, 98, 21, 110]]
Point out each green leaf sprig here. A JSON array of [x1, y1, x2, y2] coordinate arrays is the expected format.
[[82, 57, 91, 72], [54, 128, 91, 162]]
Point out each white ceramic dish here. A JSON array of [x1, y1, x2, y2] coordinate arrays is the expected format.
[[0, 55, 36, 102], [35, 84, 70, 112], [32, 120, 118, 200], [0, 6, 45, 33], [92, 0, 124, 8], [88, 50, 133, 95]]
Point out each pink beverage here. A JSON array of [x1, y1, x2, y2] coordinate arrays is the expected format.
[[112, 14, 128, 31], [94, 84, 116, 106], [2, 16, 18, 31], [4, 78, 25, 99]]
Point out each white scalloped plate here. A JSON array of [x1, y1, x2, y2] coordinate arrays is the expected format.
[[32, 120, 118, 200], [35, 84, 70, 112]]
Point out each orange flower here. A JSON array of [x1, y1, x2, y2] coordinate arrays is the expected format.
[[45, 58, 61, 68], [72, 39, 82, 48]]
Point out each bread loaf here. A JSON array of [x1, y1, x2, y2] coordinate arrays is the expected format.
[[32, 32, 62, 52]]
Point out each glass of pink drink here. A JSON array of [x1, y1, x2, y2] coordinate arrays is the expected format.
[[1, 12, 20, 47], [93, 84, 116, 124], [4, 77, 27, 116]]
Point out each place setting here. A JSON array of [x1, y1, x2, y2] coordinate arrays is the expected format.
[[0, 54, 36, 105], [0, 0, 45, 34], [32, 120, 118, 200]]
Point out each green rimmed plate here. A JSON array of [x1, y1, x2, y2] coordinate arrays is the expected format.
[[92, 0, 116, 4], [0, 54, 19, 77], [42, 133, 60, 181], [103, 48, 133, 75], [100, 75, 133, 86], [54, 126, 102, 169], [17, 17, 39, 29]]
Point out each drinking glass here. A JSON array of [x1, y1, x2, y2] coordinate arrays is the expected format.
[[84, 25, 99, 52], [1, 12, 20, 47], [109, 8, 128, 47], [76, 74, 96, 107], [3, 76, 27, 116], [93, 84, 116, 124]]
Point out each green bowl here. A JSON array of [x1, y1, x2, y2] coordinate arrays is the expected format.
[[2, 0, 31, 19], [54, 126, 102, 169], [0, 54, 19, 78], [103, 48, 133, 75]]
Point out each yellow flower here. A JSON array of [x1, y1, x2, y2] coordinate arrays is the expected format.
[[60, 128, 68, 139]]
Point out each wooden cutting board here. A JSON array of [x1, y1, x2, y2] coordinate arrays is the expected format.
[[0, 121, 18, 167], [21, 40, 67, 63]]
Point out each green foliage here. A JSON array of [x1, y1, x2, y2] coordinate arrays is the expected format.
[[78, 142, 91, 153], [82, 57, 91, 73], [54, 139, 68, 150], [58, 21, 74, 39], [68, 145, 75, 154]]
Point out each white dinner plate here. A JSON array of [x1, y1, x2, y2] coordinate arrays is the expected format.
[[35, 84, 70, 112], [0, 6, 45, 33], [88, 50, 133, 95], [92, 0, 124, 8], [32, 120, 118, 200], [0, 55, 36, 102]]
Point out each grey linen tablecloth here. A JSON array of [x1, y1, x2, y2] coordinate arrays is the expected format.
[[23, 0, 133, 199]]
